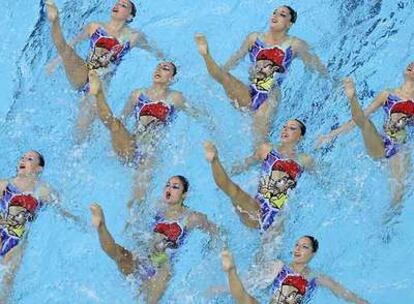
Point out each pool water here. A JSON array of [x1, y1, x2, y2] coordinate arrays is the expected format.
[[0, 0, 413, 303]]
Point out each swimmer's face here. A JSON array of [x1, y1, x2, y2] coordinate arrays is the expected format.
[[255, 59, 280, 80], [269, 6, 293, 31], [404, 62, 414, 80], [111, 0, 134, 21], [292, 237, 315, 264], [163, 177, 186, 205], [17, 151, 42, 177], [280, 120, 303, 144], [153, 62, 176, 84]]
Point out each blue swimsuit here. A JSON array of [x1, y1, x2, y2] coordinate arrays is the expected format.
[[0, 182, 44, 257], [81, 27, 131, 92], [382, 94, 414, 158], [248, 36, 294, 111], [256, 149, 303, 232], [132, 92, 176, 165], [133, 212, 188, 281], [270, 264, 317, 304]]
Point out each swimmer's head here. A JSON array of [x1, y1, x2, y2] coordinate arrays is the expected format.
[[280, 120, 306, 144], [270, 6, 297, 31], [283, 5, 297, 23], [153, 62, 178, 84], [111, 0, 136, 22], [292, 236, 318, 264], [17, 150, 45, 177], [163, 176, 189, 205], [404, 61, 414, 80]]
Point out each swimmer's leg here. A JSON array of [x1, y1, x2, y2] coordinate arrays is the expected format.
[[348, 92, 385, 159], [90, 203, 135, 275], [252, 90, 280, 146], [89, 71, 135, 162], [0, 245, 24, 302], [388, 151, 410, 206], [204, 142, 260, 228], [46, 1, 88, 89], [195, 34, 251, 108], [75, 95, 98, 144], [144, 264, 171, 304]]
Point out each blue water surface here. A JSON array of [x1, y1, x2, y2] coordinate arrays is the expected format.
[[0, 0, 413, 303]]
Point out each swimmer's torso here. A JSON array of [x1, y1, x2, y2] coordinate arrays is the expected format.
[[0, 182, 44, 256], [248, 34, 295, 110], [270, 264, 317, 304], [86, 26, 131, 77], [256, 148, 303, 232], [382, 93, 414, 158]]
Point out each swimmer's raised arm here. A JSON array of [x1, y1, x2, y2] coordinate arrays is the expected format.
[[315, 78, 388, 148], [291, 37, 328, 77], [131, 30, 164, 60], [221, 250, 259, 304], [222, 32, 259, 72], [317, 274, 370, 304]]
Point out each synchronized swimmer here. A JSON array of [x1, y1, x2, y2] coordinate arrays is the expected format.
[[4, 1, 412, 303]]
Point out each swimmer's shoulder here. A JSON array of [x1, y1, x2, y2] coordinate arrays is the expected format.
[[85, 22, 103, 35], [169, 90, 185, 106], [131, 88, 145, 99], [0, 179, 8, 193], [245, 32, 261, 45], [37, 181, 58, 204], [256, 142, 273, 160], [298, 153, 314, 171]]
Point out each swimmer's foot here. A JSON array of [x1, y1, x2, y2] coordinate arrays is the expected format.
[[90, 203, 105, 228], [45, 0, 59, 23], [194, 33, 209, 56], [343, 78, 366, 127], [88, 70, 102, 96], [204, 141, 218, 163]]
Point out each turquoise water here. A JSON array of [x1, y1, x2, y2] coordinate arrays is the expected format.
[[0, 0, 413, 303]]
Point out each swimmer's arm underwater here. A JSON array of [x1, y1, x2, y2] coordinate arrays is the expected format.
[[231, 142, 270, 175], [222, 32, 259, 71], [131, 30, 164, 60], [315, 80, 388, 148], [317, 274, 370, 304], [41, 186, 84, 226], [291, 37, 328, 78]]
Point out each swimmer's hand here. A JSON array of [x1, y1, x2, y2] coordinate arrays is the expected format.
[[314, 134, 334, 149], [204, 141, 218, 163], [194, 33, 209, 56], [88, 70, 102, 96], [343, 77, 356, 99], [221, 250, 235, 272], [45, 0, 59, 23], [90, 203, 105, 228], [45, 57, 60, 75]]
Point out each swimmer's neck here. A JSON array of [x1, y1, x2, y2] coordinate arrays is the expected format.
[[13, 174, 40, 190], [165, 204, 187, 218], [290, 261, 309, 275], [106, 19, 127, 35], [149, 83, 171, 96], [266, 29, 289, 43], [277, 143, 298, 156], [399, 80, 414, 98]]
